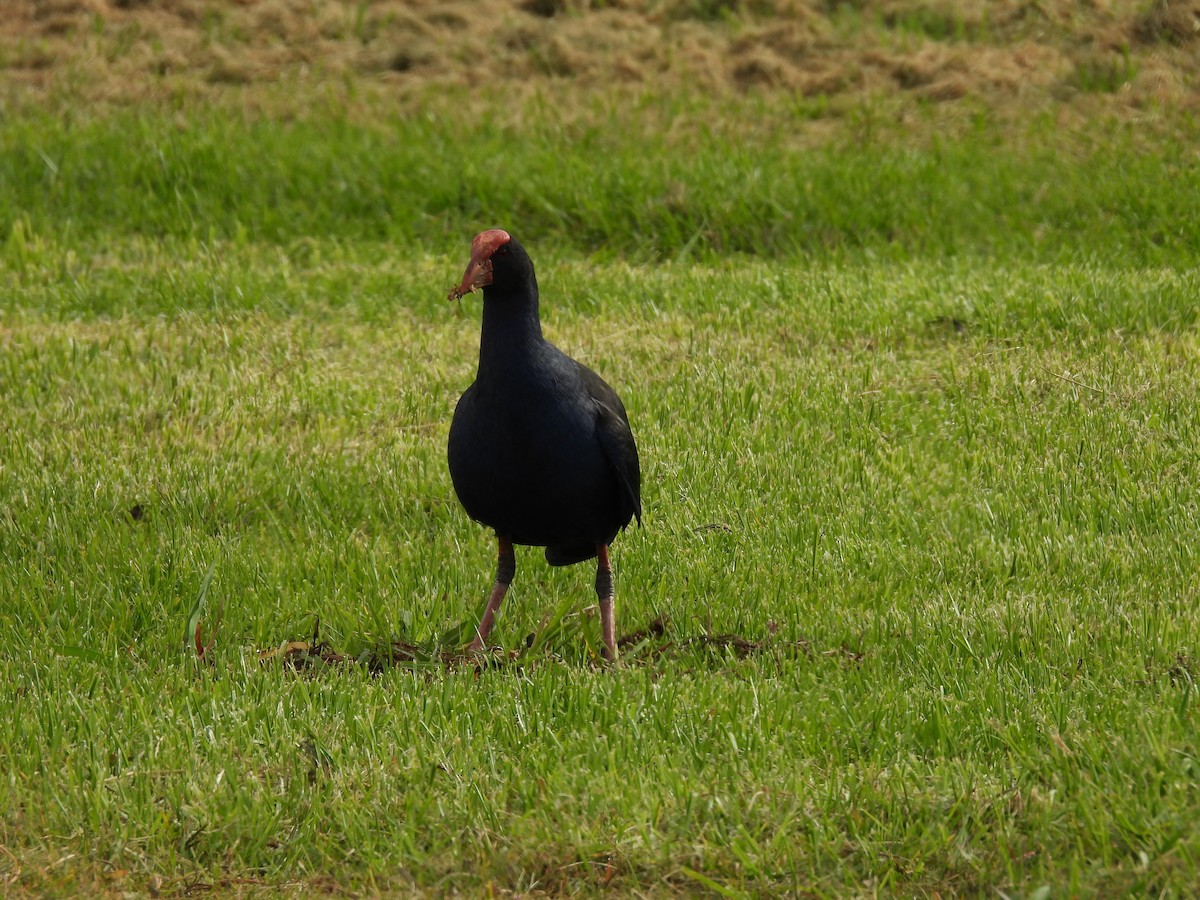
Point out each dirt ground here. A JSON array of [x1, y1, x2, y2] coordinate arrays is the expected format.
[[1, 0, 1198, 120]]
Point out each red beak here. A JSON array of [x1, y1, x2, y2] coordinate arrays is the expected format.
[[448, 229, 511, 301]]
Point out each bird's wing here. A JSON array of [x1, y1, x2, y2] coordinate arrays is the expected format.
[[579, 365, 643, 527]]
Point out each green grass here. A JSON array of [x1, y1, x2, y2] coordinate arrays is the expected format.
[[3, 104, 1200, 895], [2, 102, 1198, 265]]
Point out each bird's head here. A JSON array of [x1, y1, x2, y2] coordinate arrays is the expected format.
[[448, 229, 534, 302]]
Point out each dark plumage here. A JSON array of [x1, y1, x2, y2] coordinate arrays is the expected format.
[[447, 229, 641, 660]]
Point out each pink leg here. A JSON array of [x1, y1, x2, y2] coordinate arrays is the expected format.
[[596, 544, 618, 661], [469, 537, 515, 651]]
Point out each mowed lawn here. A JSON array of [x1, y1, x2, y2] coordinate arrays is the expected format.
[[3, 108, 1200, 896]]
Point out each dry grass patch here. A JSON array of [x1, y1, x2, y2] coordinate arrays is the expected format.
[[1, 0, 1197, 125]]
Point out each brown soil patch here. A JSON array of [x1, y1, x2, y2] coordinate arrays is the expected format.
[[1, 0, 1197, 121], [253, 614, 860, 674]]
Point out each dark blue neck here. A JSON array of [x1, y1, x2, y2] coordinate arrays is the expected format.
[[477, 283, 544, 379]]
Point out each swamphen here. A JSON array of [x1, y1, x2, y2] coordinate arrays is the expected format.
[[447, 229, 641, 660]]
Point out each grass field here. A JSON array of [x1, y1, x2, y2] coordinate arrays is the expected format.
[[4, 2, 1200, 896]]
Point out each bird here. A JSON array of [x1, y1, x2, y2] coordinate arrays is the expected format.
[[447, 229, 641, 661]]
